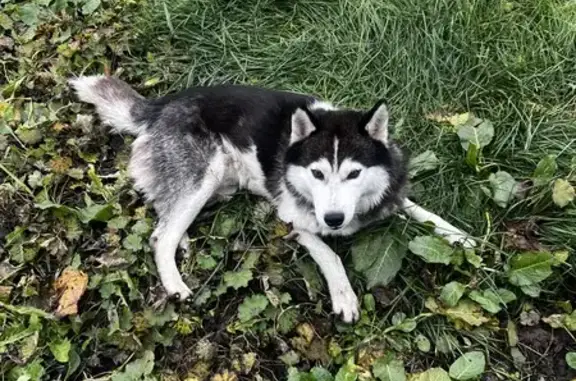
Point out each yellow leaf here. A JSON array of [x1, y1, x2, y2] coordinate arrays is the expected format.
[[50, 157, 73, 174], [296, 322, 315, 344], [211, 370, 237, 381], [53, 268, 88, 317]]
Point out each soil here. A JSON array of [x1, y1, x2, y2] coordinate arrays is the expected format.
[[518, 325, 576, 381]]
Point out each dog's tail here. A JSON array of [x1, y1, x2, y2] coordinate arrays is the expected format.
[[69, 75, 146, 135]]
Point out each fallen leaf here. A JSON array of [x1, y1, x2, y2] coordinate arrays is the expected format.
[[552, 179, 575, 208], [409, 150, 440, 178], [458, 120, 494, 150], [440, 281, 466, 307], [409, 368, 451, 381], [408, 236, 453, 265], [237, 294, 269, 322], [444, 299, 490, 327], [372, 353, 406, 381], [469, 290, 502, 314], [53, 268, 88, 317], [415, 334, 431, 353], [507, 252, 553, 286], [566, 352, 576, 370], [352, 233, 407, 288], [449, 351, 485, 380], [532, 155, 557, 186], [519, 310, 540, 326], [489, 171, 518, 208]]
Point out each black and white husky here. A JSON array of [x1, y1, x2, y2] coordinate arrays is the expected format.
[[70, 76, 475, 323]]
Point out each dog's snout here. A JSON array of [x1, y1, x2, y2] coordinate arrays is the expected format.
[[324, 212, 345, 229]]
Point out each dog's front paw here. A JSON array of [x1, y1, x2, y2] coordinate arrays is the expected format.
[[444, 233, 477, 249], [164, 279, 193, 301], [330, 283, 359, 323]]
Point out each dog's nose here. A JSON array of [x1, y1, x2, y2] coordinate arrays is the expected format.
[[324, 212, 345, 228]]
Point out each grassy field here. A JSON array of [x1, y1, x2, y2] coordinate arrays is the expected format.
[[1, 0, 576, 380]]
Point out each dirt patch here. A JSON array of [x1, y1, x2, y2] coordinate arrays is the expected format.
[[517, 325, 576, 381]]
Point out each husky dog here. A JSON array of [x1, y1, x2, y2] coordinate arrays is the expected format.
[[70, 75, 475, 323]]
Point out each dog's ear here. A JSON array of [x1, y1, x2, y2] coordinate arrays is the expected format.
[[290, 108, 316, 144], [362, 100, 389, 144]]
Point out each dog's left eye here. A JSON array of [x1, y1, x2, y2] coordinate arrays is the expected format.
[[347, 169, 362, 180], [311, 169, 325, 180]]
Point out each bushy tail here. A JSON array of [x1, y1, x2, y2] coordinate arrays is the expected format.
[[69, 75, 146, 135]]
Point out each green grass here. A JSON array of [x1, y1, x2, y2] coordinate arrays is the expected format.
[[1, 0, 576, 380]]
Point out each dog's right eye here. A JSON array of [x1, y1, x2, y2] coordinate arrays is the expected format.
[[311, 169, 325, 180]]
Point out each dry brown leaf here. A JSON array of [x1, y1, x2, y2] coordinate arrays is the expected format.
[[49, 157, 73, 174], [53, 268, 88, 317]]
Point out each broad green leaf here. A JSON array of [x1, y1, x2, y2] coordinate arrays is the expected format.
[[197, 254, 218, 270], [520, 284, 542, 297], [78, 203, 114, 224], [415, 335, 431, 353], [49, 338, 71, 363], [19, 331, 39, 362], [17, 127, 43, 144], [279, 350, 300, 366], [0, 12, 14, 30], [214, 213, 241, 237], [277, 309, 299, 334], [123, 234, 143, 252], [388, 313, 418, 333], [238, 294, 269, 322], [457, 120, 494, 150], [508, 252, 553, 286], [8, 358, 45, 381], [449, 351, 486, 380], [552, 179, 575, 208], [142, 304, 178, 327], [110, 350, 154, 381], [496, 289, 517, 304], [352, 233, 407, 288], [311, 367, 335, 381], [468, 290, 501, 314], [532, 155, 557, 186], [224, 269, 253, 290], [108, 216, 130, 230], [410, 368, 451, 381], [565, 352, 576, 369], [440, 281, 466, 307], [82, 0, 102, 14], [408, 236, 453, 265], [18, 4, 41, 26], [335, 359, 359, 381], [409, 150, 440, 177], [464, 249, 483, 268], [489, 171, 517, 208], [373, 354, 406, 381]]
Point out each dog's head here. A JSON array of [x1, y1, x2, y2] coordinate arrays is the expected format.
[[284, 100, 405, 231]]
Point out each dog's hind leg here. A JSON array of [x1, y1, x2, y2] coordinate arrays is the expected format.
[[401, 199, 476, 248], [151, 159, 226, 301], [290, 230, 359, 323]]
